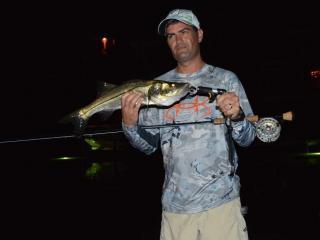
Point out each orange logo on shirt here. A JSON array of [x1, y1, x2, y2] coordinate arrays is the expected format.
[[165, 96, 212, 121]]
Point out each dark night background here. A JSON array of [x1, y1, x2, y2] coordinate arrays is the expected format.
[[1, 2, 320, 239]]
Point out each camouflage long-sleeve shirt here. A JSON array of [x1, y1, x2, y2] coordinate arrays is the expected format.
[[122, 64, 256, 213]]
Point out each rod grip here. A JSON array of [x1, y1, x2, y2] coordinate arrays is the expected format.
[[213, 115, 259, 125], [213, 111, 293, 125]]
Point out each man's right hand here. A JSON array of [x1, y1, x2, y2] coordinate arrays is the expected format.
[[121, 91, 145, 128]]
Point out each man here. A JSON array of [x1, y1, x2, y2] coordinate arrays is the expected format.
[[121, 9, 256, 240]]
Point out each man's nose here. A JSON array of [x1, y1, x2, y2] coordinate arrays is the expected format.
[[175, 33, 184, 42]]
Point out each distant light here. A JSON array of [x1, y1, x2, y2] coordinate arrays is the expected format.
[[310, 70, 320, 80], [303, 152, 320, 157], [85, 162, 103, 179], [310, 68, 320, 89], [53, 156, 80, 161], [102, 37, 108, 51], [84, 138, 101, 150], [100, 35, 116, 55], [298, 152, 320, 165]]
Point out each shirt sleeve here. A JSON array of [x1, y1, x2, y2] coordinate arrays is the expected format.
[[226, 71, 256, 147], [122, 107, 161, 155]]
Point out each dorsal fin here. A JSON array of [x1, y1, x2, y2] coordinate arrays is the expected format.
[[96, 81, 117, 97]]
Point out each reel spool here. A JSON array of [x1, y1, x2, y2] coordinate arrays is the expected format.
[[255, 117, 281, 143]]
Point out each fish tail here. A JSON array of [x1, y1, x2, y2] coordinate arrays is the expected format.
[[59, 110, 87, 137], [73, 117, 88, 138]]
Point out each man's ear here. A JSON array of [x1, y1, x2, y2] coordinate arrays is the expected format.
[[198, 29, 203, 43]]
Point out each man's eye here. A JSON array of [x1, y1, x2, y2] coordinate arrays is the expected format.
[[166, 34, 173, 40], [181, 29, 190, 34]]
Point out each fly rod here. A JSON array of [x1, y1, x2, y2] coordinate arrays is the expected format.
[[0, 111, 293, 144]]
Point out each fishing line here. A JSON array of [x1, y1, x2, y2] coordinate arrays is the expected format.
[[0, 130, 124, 144], [0, 111, 293, 144], [0, 121, 215, 144]]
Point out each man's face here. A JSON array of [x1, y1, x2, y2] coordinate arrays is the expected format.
[[165, 21, 203, 63]]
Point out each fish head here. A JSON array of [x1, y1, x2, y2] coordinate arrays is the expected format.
[[147, 81, 191, 106]]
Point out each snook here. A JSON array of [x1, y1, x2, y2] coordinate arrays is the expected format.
[[60, 79, 194, 134]]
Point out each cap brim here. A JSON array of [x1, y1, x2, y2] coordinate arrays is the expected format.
[[158, 19, 170, 36], [158, 18, 198, 36]]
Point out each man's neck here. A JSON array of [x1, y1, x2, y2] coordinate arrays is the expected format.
[[176, 58, 205, 74]]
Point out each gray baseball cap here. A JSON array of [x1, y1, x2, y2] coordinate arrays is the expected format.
[[158, 9, 200, 36]]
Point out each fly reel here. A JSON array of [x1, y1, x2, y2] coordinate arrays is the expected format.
[[213, 111, 293, 143], [255, 117, 281, 142]]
